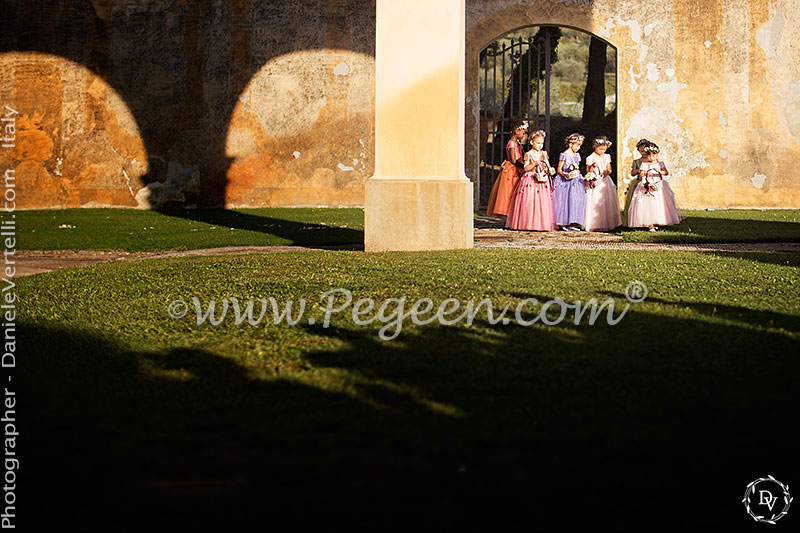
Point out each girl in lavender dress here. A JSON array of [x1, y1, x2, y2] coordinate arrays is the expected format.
[[583, 135, 622, 232], [626, 143, 683, 231], [505, 130, 556, 231], [554, 133, 587, 231]]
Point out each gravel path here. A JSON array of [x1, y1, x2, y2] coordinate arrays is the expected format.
[[472, 229, 800, 251], [12, 237, 799, 278]]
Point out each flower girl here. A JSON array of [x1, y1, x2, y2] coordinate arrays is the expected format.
[[486, 120, 527, 217], [583, 136, 622, 231], [506, 130, 556, 231], [622, 138, 649, 225], [554, 133, 587, 231], [626, 143, 682, 231]]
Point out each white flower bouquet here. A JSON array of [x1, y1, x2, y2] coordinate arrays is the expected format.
[[565, 164, 580, 180], [584, 170, 598, 189]]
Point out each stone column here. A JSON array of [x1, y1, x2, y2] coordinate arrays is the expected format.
[[365, 0, 473, 251]]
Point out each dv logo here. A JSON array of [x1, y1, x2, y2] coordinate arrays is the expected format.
[[743, 476, 792, 524]]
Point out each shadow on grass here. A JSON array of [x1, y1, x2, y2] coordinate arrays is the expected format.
[[618, 216, 800, 243], [155, 208, 364, 247], [19, 306, 799, 529], [600, 290, 800, 333]]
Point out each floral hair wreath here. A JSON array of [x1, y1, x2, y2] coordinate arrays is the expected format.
[[516, 121, 529, 131], [593, 137, 612, 147], [565, 134, 585, 144], [642, 144, 660, 155], [530, 129, 546, 138]]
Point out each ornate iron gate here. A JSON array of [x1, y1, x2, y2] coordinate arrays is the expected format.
[[479, 27, 554, 208]]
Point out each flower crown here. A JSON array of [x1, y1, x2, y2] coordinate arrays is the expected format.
[[593, 138, 612, 147], [516, 122, 529, 131], [566, 134, 585, 144], [530, 129, 546, 138], [642, 144, 660, 154]]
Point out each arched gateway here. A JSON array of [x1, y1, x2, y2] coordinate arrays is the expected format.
[[368, 0, 799, 252], [366, 0, 625, 251]]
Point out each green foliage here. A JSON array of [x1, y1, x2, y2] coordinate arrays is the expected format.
[[549, 29, 616, 117], [479, 27, 616, 119]]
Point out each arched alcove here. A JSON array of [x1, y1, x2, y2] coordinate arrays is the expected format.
[[224, 49, 375, 208], [0, 51, 149, 208], [0, 0, 377, 210], [466, 3, 623, 210], [475, 25, 617, 208]]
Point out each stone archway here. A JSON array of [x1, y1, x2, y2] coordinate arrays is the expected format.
[[365, 0, 634, 252], [474, 26, 618, 208], [466, 3, 626, 210]]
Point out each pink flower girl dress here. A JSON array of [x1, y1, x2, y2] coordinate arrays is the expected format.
[[506, 150, 556, 231]]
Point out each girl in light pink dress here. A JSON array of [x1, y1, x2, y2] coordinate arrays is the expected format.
[[626, 143, 683, 231], [583, 136, 622, 232], [506, 130, 556, 231]]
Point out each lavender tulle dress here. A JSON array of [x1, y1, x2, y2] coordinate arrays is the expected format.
[[553, 151, 587, 227]]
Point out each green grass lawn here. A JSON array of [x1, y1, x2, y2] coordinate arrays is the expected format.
[[11, 208, 800, 252], [13, 207, 365, 251], [619, 209, 800, 243], [17, 249, 800, 527]]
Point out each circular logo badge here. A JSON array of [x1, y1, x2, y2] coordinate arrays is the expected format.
[[743, 476, 792, 524]]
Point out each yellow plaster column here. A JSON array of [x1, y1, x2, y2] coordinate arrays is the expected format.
[[365, 0, 473, 251]]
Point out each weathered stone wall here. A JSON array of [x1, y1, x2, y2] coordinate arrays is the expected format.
[[2, 0, 799, 210], [467, 0, 800, 208], [0, 0, 375, 209]]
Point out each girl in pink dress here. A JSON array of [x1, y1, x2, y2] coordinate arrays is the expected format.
[[626, 143, 683, 231], [583, 136, 622, 232], [486, 120, 527, 217], [506, 130, 556, 231]]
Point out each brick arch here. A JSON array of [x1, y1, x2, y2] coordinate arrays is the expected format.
[[465, 2, 622, 209]]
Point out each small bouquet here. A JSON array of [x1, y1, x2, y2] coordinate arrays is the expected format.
[[565, 164, 580, 180], [642, 169, 663, 196], [534, 162, 552, 182], [584, 165, 599, 189]]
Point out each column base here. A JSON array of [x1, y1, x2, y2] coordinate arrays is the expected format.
[[365, 178, 474, 251]]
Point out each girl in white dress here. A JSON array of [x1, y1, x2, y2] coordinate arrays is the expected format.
[[626, 143, 682, 231], [583, 136, 622, 231]]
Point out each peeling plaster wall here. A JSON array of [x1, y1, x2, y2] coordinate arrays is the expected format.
[[467, 0, 800, 208], [2, 0, 799, 210], [0, 0, 375, 209]]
